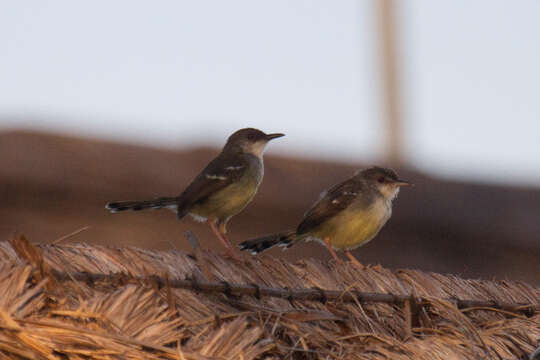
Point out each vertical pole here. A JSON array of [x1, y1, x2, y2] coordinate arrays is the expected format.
[[376, 0, 403, 166]]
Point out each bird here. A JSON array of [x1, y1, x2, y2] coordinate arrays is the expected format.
[[106, 128, 284, 255], [238, 166, 411, 265]]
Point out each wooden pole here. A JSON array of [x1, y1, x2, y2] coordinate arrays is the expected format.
[[376, 0, 403, 166]]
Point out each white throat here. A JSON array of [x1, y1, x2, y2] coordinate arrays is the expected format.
[[380, 186, 400, 203], [246, 140, 268, 159]]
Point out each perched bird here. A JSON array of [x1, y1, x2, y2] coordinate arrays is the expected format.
[[106, 128, 284, 255], [239, 166, 411, 265]]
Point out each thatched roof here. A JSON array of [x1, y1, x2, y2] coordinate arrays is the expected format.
[[0, 236, 538, 359]]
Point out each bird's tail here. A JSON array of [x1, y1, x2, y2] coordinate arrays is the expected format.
[[105, 197, 178, 213], [238, 230, 297, 254]]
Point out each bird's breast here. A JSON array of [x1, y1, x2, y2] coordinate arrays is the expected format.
[[192, 159, 263, 221], [311, 198, 391, 250]]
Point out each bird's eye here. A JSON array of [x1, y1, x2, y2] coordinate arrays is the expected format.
[[247, 134, 255, 140], [378, 177, 385, 183]]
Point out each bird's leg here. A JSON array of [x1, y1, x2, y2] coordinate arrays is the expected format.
[[324, 237, 342, 264], [209, 220, 231, 250], [209, 220, 240, 259], [345, 251, 365, 269]]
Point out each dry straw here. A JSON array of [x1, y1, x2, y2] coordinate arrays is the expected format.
[[0, 235, 538, 359]]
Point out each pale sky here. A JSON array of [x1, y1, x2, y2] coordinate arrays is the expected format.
[[1, 1, 539, 185]]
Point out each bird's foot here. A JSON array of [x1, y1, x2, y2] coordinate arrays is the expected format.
[[224, 247, 243, 261], [370, 264, 383, 271], [345, 251, 365, 269]]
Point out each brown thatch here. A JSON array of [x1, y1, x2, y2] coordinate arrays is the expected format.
[[0, 236, 538, 359]]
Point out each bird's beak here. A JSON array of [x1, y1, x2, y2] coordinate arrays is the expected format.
[[394, 179, 413, 187], [265, 133, 285, 141]]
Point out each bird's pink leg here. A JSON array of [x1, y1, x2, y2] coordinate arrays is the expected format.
[[209, 220, 239, 259], [324, 237, 342, 264], [345, 251, 365, 269], [209, 220, 231, 249]]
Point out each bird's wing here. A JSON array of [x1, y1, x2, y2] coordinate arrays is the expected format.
[[297, 177, 364, 235], [176, 153, 248, 217]]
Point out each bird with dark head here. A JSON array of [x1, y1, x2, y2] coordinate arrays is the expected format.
[[239, 166, 411, 265], [106, 128, 284, 256]]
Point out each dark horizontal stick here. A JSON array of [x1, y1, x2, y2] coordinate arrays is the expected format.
[[50, 270, 539, 316]]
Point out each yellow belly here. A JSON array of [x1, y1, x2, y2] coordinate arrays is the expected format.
[[310, 200, 390, 250], [191, 177, 260, 222]]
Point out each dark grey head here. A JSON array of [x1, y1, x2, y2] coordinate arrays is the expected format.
[[223, 128, 285, 157], [358, 166, 411, 200]]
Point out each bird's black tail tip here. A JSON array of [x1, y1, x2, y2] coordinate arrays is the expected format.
[[105, 202, 143, 212], [105, 202, 122, 213], [105, 202, 150, 212], [105, 197, 178, 213], [238, 232, 294, 255]]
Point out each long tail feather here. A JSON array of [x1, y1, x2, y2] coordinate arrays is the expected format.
[[105, 197, 178, 213], [238, 231, 296, 254]]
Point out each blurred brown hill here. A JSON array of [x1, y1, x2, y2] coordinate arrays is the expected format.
[[1, 130, 539, 285]]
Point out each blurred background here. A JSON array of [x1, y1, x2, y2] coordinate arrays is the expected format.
[[1, 1, 539, 284]]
